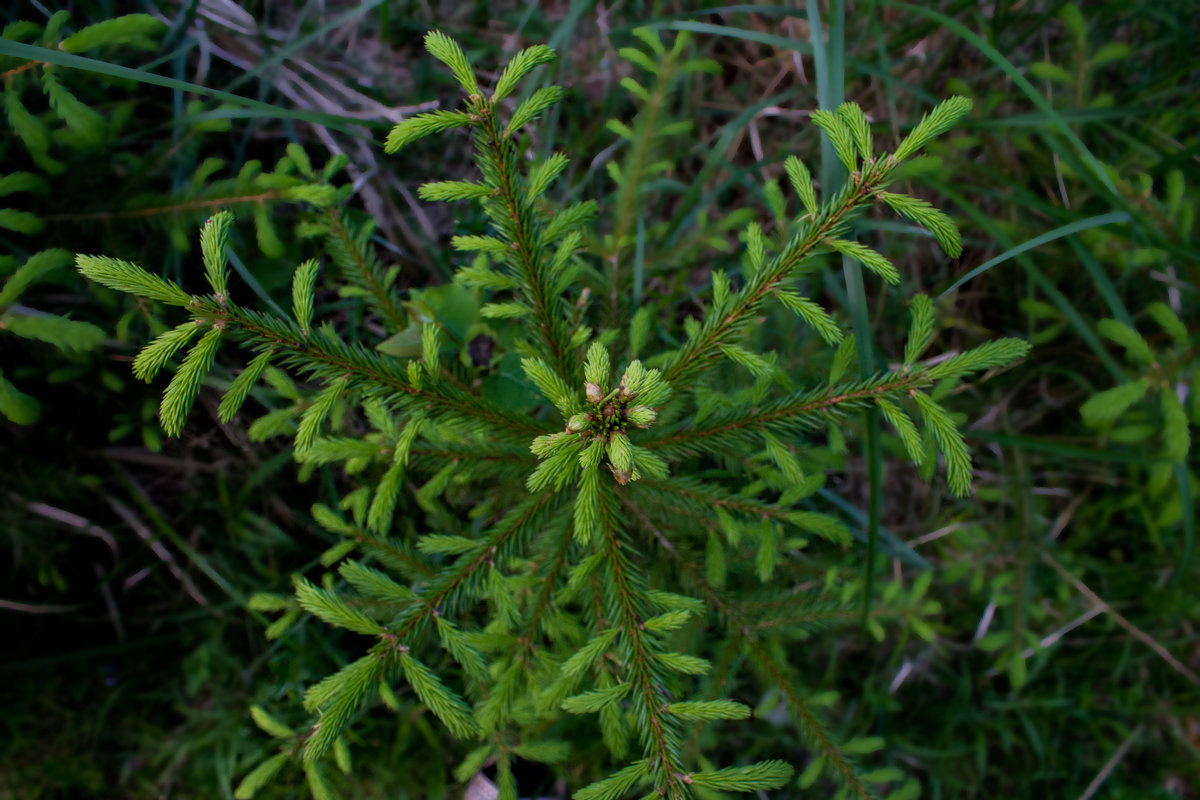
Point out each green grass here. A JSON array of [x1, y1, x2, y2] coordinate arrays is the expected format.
[[2, 1, 1197, 798]]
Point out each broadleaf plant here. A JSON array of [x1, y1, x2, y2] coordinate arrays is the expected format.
[[76, 32, 1030, 800]]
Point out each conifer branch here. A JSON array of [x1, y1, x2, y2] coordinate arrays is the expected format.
[[634, 478, 809, 528], [663, 165, 893, 387], [391, 492, 560, 640], [69, 30, 1018, 797], [472, 102, 575, 382], [516, 519, 576, 650], [594, 482, 689, 800], [625, 508, 874, 800], [647, 370, 928, 455], [322, 209, 408, 333], [355, 535, 436, 581], [191, 299, 547, 439], [606, 31, 689, 323]]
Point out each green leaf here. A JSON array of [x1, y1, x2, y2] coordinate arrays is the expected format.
[[777, 290, 842, 345], [367, 460, 404, 535], [837, 102, 872, 160], [159, 326, 222, 436], [1097, 318, 1154, 365], [294, 376, 347, 452], [826, 238, 900, 285], [1029, 61, 1074, 85], [436, 617, 489, 681], [334, 737, 352, 775], [877, 397, 925, 467], [529, 441, 582, 492], [248, 593, 291, 612], [573, 761, 649, 800], [784, 156, 818, 216], [667, 700, 751, 720], [842, 736, 885, 755], [418, 180, 494, 202], [904, 294, 935, 365], [5, 86, 52, 161], [417, 534, 480, 555], [829, 334, 857, 384], [1091, 42, 1132, 67], [218, 348, 274, 422], [706, 530, 726, 587], [810, 109, 858, 172], [234, 753, 289, 800], [574, 464, 601, 544], [291, 258, 320, 333], [303, 651, 383, 724], [643, 609, 692, 633], [512, 740, 571, 764], [250, 705, 294, 738], [689, 760, 794, 792], [339, 560, 415, 604], [42, 70, 105, 145], [912, 391, 972, 497], [385, 110, 475, 153], [756, 520, 779, 581], [304, 762, 334, 800], [60, 14, 165, 52], [133, 320, 204, 382], [1161, 388, 1190, 463], [286, 142, 314, 178], [400, 652, 481, 739], [585, 341, 611, 387], [0, 172, 47, 198], [1147, 302, 1188, 347], [719, 343, 774, 379], [0, 209, 44, 235], [925, 338, 1030, 381], [423, 30, 479, 95], [0, 249, 71, 309], [894, 96, 972, 161], [763, 432, 805, 485], [2, 313, 104, 352], [0, 369, 40, 425], [77, 254, 193, 306], [784, 511, 850, 545], [528, 152, 569, 199], [560, 628, 619, 678], [200, 211, 233, 297], [1080, 378, 1150, 426], [494, 44, 556, 101], [294, 577, 383, 636], [507, 86, 564, 135], [522, 357, 576, 415], [656, 652, 711, 675], [480, 301, 530, 319], [562, 683, 631, 714]]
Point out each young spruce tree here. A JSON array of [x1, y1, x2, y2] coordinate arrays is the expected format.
[[77, 32, 1029, 800]]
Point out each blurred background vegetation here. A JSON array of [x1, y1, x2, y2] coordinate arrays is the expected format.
[[1, 1, 1196, 798]]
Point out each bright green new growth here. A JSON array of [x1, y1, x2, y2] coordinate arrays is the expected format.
[[200, 211, 233, 299], [74, 30, 1029, 800]]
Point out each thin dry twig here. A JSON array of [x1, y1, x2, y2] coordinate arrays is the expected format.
[[1076, 725, 1143, 800], [0, 599, 85, 614], [1042, 552, 1200, 686], [107, 497, 209, 607]]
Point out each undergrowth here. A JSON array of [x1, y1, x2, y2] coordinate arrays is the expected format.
[[3, 3, 1196, 799]]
